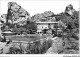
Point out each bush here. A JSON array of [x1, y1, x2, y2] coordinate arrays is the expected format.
[[7, 39, 53, 54], [25, 39, 53, 54], [71, 33, 79, 40], [8, 47, 22, 54], [62, 49, 79, 54]]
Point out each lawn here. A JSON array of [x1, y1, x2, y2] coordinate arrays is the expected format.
[[5, 34, 47, 42]]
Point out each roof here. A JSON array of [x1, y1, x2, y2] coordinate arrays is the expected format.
[[1, 31, 15, 34], [35, 22, 58, 24]]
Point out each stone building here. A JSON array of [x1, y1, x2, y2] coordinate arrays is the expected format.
[[35, 21, 58, 34]]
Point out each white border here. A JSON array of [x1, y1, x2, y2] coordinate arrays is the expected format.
[[79, 0, 80, 54], [0, 0, 80, 57]]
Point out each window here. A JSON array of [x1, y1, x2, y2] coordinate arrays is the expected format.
[[40, 32, 41, 34], [38, 32, 39, 34], [45, 27, 47, 29]]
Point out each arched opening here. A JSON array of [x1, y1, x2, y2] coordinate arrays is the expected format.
[[42, 29, 48, 34]]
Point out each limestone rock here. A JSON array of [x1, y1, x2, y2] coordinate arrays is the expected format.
[[0, 42, 13, 54], [32, 11, 54, 22], [7, 2, 30, 25], [46, 38, 64, 54], [65, 4, 75, 15]]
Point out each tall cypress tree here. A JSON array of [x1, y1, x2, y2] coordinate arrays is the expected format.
[[6, 8, 12, 25]]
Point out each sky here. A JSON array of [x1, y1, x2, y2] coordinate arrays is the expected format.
[[0, 0, 79, 16]]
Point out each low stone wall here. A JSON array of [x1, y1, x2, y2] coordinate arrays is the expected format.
[[5, 34, 40, 42], [0, 36, 57, 54]]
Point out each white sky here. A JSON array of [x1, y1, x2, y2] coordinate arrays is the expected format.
[[0, 0, 79, 16]]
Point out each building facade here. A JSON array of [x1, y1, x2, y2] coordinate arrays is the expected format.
[[35, 22, 58, 34]]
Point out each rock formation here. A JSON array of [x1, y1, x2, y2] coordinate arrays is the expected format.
[[7, 2, 30, 25], [65, 4, 75, 16], [0, 14, 7, 23], [32, 11, 54, 22], [45, 37, 64, 54]]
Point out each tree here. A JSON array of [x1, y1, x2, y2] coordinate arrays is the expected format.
[[6, 9, 12, 24], [13, 21, 37, 34], [72, 11, 79, 28], [26, 21, 37, 34], [59, 13, 75, 31]]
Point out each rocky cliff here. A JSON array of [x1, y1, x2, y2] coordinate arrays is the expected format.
[[65, 4, 75, 16], [0, 14, 7, 23], [7, 2, 30, 25], [31, 11, 55, 22]]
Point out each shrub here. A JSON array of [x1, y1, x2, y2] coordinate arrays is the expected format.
[[8, 47, 22, 54], [7, 39, 53, 54], [23, 39, 53, 54]]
